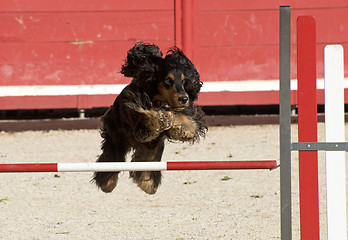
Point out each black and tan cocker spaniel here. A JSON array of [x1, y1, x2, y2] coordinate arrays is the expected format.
[[92, 42, 207, 194]]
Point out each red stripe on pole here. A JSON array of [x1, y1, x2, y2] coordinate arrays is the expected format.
[[167, 161, 277, 170], [0, 163, 58, 172], [297, 16, 320, 240]]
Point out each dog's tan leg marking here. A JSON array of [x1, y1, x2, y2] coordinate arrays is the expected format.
[[99, 174, 119, 193], [133, 171, 158, 194], [130, 142, 164, 194], [167, 113, 197, 141], [130, 171, 159, 194], [134, 108, 174, 142]]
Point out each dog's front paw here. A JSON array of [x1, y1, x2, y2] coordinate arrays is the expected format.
[[157, 110, 174, 131], [166, 113, 197, 142], [167, 124, 196, 142], [133, 109, 175, 143]]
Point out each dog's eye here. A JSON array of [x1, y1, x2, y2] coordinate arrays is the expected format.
[[164, 77, 173, 87]]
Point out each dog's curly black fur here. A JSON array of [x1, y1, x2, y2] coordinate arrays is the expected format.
[[92, 42, 207, 194]]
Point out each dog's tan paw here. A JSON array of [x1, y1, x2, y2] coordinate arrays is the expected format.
[[99, 174, 118, 193], [158, 110, 174, 131], [181, 123, 196, 138], [137, 179, 158, 195], [131, 171, 159, 195], [167, 114, 197, 142]]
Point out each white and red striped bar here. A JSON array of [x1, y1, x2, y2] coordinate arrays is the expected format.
[[0, 161, 277, 173]]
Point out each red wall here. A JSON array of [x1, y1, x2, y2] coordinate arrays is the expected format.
[[0, 0, 348, 109], [193, 0, 348, 106]]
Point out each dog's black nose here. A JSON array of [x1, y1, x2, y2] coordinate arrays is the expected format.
[[178, 96, 188, 104]]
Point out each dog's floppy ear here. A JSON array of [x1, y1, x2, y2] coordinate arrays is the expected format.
[[121, 42, 163, 82], [165, 48, 202, 101], [183, 64, 202, 102]]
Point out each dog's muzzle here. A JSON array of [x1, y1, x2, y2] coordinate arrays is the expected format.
[[178, 96, 189, 104]]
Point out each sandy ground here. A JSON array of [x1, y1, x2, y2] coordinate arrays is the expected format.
[[0, 123, 347, 239]]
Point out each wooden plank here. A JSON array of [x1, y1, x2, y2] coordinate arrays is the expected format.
[[0, 118, 102, 132], [0, 11, 174, 43], [195, 45, 292, 81], [0, 0, 173, 12], [297, 16, 320, 240], [196, 9, 348, 46], [0, 62, 127, 86], [199, 0, 348, 11], [197, 11, 278, 46], [0, 96, 78, 109], [0, 65, 121, 86], [324, 45, 347, 240], [0, 95, 117, 110], [0, 41, 174, 86], [0, 41, 174, 65], [194, 43, 348, 81]]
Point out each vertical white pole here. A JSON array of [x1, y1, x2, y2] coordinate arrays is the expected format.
[[324, 44, 347, 240]]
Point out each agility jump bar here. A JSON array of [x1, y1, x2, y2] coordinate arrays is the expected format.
[[0, 161, 277, 173]]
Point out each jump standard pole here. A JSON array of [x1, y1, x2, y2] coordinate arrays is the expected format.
[[279, 6, 292, 240]]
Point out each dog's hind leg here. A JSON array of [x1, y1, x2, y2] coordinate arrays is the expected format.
[[92, 134, 128, 193], [130, 140, 164, 194]]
